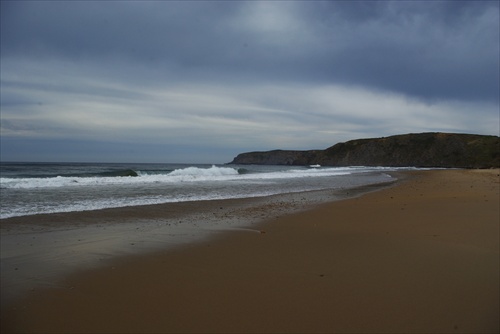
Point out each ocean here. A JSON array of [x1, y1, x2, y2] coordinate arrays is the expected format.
[[0, 162, 411, 219]]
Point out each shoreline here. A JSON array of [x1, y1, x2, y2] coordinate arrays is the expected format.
[[0, 176, 397, 306], [2, 169, 499, 333]]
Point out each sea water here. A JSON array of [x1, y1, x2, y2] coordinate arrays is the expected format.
[[0, 162, 414, 219]]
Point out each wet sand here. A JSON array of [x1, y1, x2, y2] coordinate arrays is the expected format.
[[1, 183, 390, 306], [1, 169, 499, 333]]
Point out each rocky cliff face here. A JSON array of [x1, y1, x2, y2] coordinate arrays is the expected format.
[[229, 133, 500, 168]]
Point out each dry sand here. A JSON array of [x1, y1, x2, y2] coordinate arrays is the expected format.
[[1, 169, 499, 333]]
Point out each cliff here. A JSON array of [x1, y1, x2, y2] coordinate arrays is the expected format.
[[229, 133, 500, 168]]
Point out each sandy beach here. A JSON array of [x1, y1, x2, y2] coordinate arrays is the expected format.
[[1, 169, 499, 333]]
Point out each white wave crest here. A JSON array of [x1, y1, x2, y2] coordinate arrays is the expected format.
[[168, 165, 239, 178], [0, 165, 410, 190], [0, 165, 241, 189]]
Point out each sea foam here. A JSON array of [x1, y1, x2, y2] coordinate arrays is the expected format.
[[0, 163, 414, 218], [0, 165, 363, 189]]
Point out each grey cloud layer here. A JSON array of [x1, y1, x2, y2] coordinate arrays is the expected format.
[[2, 1, 498, 102]]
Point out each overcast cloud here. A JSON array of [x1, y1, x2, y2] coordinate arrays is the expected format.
[[1, 1, 498, 163]]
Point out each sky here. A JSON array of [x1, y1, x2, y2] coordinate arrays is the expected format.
[[1, 1, 499, 163]]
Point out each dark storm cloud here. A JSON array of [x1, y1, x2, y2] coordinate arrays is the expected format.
[[2, 1, 498, 102], [304, 1, 499, 102], [1, 2, 238, 63]]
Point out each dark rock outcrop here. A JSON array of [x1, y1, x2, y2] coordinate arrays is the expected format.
[[228, 149, 322, 166], [229, 133, 500, 168]]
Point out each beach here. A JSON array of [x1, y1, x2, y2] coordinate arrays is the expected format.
[[1, 169, 499, 333]]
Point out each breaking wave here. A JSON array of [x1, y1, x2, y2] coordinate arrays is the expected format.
[[1, 165, 240, 189], [0, 165, 409, 190], [0, 163, 410, 218]]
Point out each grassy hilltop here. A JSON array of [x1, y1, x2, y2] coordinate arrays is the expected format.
[[230, 133, 500, 168]]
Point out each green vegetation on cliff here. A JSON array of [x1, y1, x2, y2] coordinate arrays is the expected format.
[[229, 133, 500, 168]]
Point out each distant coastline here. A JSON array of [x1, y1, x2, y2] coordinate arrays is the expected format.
[[229, 132, 500, 169]]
